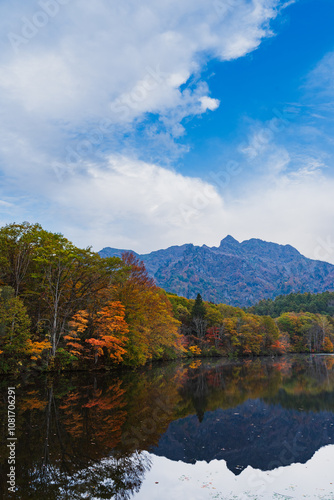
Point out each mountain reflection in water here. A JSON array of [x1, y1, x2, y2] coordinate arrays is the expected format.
[[151, 399, 334, 474], [0, 354, 334, 499]]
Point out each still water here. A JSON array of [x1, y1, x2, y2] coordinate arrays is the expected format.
[[1, 355, 334, 499]]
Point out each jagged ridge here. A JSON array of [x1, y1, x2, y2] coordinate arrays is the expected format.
[[99, 236, 334, 307]]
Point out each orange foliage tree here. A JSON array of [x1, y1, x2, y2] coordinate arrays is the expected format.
[[64, 310, 89, 359], [323, 336, 334, 353], [64, 301, 129, 363], [65, 302, 129, 365], [85, 301, 129, 364]]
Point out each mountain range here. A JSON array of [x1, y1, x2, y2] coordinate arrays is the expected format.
[[99, 236, 334, 307]]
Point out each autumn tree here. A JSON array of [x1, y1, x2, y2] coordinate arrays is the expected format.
[[323, 336, 334, 353], [63, 310, 89, 363], [276, 312, 334, 353], [85, 301, 129, 364], [205, 304, 225, 348], [167, 293, 193, 335], [110, 253, 182, 365], [276, 313, 307, 351], [31, 230, 123, 359], [0, 286, 50, 372]]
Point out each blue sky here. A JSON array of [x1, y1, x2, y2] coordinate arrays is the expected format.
[[180, 0, 334, 174], [0, 0, 334, 262]]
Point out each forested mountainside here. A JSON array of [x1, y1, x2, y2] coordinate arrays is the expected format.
[[99, 236, 334, 307]]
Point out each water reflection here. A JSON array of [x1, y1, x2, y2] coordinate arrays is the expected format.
[[0, 355, 334, 499], [152, 355, 334, 474], [151, 400, 334, 474], [26, 452, 152, 500], [134, 445, 334, 500]]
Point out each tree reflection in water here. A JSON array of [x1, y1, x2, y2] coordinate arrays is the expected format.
[[26, 451, 151, 500], [0, 354, 334, 499]]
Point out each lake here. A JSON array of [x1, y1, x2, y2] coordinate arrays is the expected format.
[[1, 355, 334, 499]]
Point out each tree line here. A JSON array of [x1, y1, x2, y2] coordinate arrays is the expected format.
[[0, 222, 333, 373], [248, 291, 334, 317], [170, 292, 334, 357]]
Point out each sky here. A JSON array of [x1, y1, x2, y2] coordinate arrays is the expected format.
[[1, 0, 334, 262]]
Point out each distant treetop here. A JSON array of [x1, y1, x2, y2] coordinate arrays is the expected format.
[[248, 291, 334, 317]]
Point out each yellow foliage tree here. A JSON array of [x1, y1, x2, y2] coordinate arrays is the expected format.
[[323, 336, 334, 353]]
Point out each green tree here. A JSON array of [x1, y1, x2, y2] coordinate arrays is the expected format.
[[191, 293, 207, 338], [191, 293, 206, 319], [0, 286, 49, 372], [0, 222, 43, 296]]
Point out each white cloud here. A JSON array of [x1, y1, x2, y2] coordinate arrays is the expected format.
[[0, 53, 76, 117], [0, 0, 282, 161], [231, 115, 334, 263], [200, 96, 220, 111], [21, 151, 331, 268], [301, 51, 334, 129], [224, 171, 334, 264], [49, 155, 227, 252], [3, 0, 325, 265], [305, 51, 334, 98]]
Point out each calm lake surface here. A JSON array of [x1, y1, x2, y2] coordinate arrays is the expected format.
[[1, 355, 334, 499]]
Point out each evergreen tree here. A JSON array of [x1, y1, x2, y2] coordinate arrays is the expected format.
[[191, 293, 207, 339], [191, 293, 206, 319]]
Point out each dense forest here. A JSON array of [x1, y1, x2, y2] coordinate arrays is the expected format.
[[0, 223, 333, 374], [248, 291, 334, 317]]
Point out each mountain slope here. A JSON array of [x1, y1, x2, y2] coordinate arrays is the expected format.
[[99, 236, 334, 307]]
